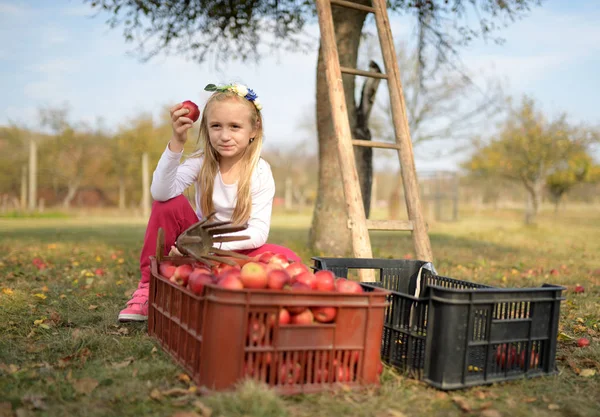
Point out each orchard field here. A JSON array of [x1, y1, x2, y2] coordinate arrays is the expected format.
[[1, 205, 599, 417]]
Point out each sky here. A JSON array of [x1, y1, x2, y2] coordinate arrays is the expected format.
[[1, 0, 599, 172]]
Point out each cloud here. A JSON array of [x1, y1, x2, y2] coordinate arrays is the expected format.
[[27, 58, 80, 75], [0, 2, 26, 15]]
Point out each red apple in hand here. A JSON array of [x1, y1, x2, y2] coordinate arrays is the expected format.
[[311, 306, 337, 323], [314, 270, 336, 291], [267, 269, 291, 290], [240, 262, 268, 289], [181, 100, 200, 122]]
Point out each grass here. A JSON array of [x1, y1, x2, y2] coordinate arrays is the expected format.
[[0, 205, 599, 417]]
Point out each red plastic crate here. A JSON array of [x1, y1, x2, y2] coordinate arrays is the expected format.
[[147, 256, 390, 395]]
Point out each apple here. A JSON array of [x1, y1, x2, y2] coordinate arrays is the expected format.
[[314, 270, 336, 291], [279, 361, 302, 385], [332, 360, 351, 382], [94, 268, 105, 276], [278, 308, 291, 325], [171, 263, 194, 286], [549, 269, 559, 276], [181, 100, 200, 122], [335, 278, 364, 294], [518, 350, 540, 369], [159, 261, 177, 279], [314, 368, 329, 383], [495, 345, 517, 369], [188, 270, 215, 295], [377, 361, 384, 376], [240, 262, 268, 289], [577, 337, 590, 347], [574, 285, 585, 293], [267, 269, 291, 290], [268, 253, 290, 269], [290, 308, 314, 325], [286, 281, 311, 314], [265, 262, 284, 273], [217, 268, 242, 284], [247, 318, 266, 344], [311, 306, 337, 323], [285, 262, 310, 279], [294, 271, 317, 289], [257, 251, 275, 264], [218, 274, 244, 290]]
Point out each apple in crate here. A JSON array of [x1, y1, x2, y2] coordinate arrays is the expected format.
[[218, 274, 244, 290], [335, 278, 364, 293], [294, 271, 317, 289], [495, 345, 517, 369], [188, 270, 215, 295], [285, 262, 310, 279], [518, 350, 540, 369], [267, 269, 291, 290], [171, 263, 194, 286], [279, 361, 302, 385], [286, 281, 311, 314], [159, 261, 177, 279], [257, 251, 275, 264], [240, 262, 268, 289], [314, 270, 336, 291], [247, 318, 266, 344], [290, 308, 314, 325], [311, 306, 337, 323], [268, 253, 290, 269]]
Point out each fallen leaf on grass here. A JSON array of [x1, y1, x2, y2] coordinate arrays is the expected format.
[[112, 357, 134, 369], [434, 392, 448, 400], [557, 332, 573, 341], [171, 412, 202, 417], [72, 378, 99, 395], [21, 394, 47, 410], [1, 288, 14, 296], [192, 400, 213, 417], [579, 369, 596, 377], [0, 363, 19, 374], [385, 409, 406, 417], [33, 293, 47, 300], [149, 389, 162, 401], [161, 388, 192, 397], [117, 327, 129, 335], [480, 410, 502, 417], [0, 402, 13, 417], [88, 305, 98, 310], [548, 404, 560, 411], [523, 397, 537, 403], [452, 396, 472, 412], [177, 373, 191, 384]]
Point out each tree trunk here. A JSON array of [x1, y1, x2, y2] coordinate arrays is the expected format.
[[62, 177, 81, 208], [523, 179, 544, 224], [309, 3, 369, 256]]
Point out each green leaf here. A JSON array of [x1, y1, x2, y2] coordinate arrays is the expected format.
[[204, 84, 217, 91]]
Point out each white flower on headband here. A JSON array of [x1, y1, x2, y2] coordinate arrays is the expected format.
[[204, 83, 263, 111], [232, 83, 248, 97]]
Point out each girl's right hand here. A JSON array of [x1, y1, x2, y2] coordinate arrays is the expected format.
[[170, 103, 194, 145]]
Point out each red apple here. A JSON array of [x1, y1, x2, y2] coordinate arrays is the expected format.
[[269, 253, 290, 269], [278, 308, 291, 325], [257, 251, 275, 264], [518, 350, 540, 369], [286, 282, 311, 314], [247, 318, 266, 344], [314, 270, 336, 292], [267, 269, 291, 290], [218, 274, 244, 290], [171, 263, 194, 286], [279, 361, 302, 385], [495, 345, 517, 369], [181, 100, 200, 122], [314, 368, 329, 383], [290, 308, 314, 325], [332, 360, 351, 382], [311, 306, 337, 323], [188, 270, 214, 295], [285, 262, 310, 279], [574, 285, 585, 293], [577, 337, 590, 347], [377, 361, 384, 376], [159, 261, 177, 279], [217, 268, 242, 284], [265, 262, 284, 273], [294, 271, 317, 289], [240, 262, 268, 289], [335, 278, 364, 294]]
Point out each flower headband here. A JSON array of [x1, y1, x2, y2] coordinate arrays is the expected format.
[[204, 83, 263, 111]]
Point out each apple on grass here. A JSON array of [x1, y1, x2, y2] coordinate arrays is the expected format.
[[314, 270, 336, 291], [576, 337, 590, 347], [311, 306, 337, 323], [240, 262, 268, 289], [181, 100, 200, 122]]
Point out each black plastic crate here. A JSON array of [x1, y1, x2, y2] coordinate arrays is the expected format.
[[311, 257, 566, 390]]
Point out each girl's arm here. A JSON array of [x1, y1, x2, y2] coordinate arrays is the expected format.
[[218, 159, 275, 250], [150, 143, 202, 202]]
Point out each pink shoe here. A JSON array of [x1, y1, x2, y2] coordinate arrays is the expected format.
[[118, 282, 149, 322]]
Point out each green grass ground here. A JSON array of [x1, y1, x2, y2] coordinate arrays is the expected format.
[[1, 206, 598, 417]]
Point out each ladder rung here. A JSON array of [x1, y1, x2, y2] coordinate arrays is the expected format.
[[352, 139, 401, 150], [330, 0, 376, 13], [366, 220, 414, 231], [340, 66, 388, 79]]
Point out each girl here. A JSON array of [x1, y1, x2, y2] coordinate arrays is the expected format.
[[118, 83, 301, 322]]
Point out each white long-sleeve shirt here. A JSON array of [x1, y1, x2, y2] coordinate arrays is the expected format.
[[150, 143, 275, 250]]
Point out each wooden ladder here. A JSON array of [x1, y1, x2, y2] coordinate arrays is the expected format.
[[315, 0, 433, 280]]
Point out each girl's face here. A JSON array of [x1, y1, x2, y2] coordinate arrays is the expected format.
[[206, 98, 257, 163]]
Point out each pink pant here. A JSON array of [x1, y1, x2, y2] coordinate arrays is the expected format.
[[138, 194, 301, 284]]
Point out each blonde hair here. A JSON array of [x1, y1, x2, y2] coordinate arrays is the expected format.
[[194, 91, 264, 225]]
